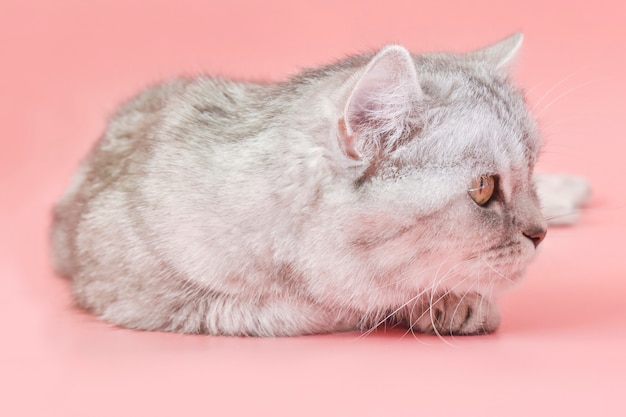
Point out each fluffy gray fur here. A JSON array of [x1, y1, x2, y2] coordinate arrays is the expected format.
[[51, 34, 582, 336]]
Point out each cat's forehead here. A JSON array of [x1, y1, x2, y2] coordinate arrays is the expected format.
[[415, 55, 540, 175]]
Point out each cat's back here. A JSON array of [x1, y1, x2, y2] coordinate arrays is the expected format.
[[50, 76, 274, 277], [113, 76, 273, 146], [64, 76, 273, 193]]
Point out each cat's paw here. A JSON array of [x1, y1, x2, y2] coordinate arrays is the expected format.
[[397, 292, 500, 336], [534, 173, 591, 226]]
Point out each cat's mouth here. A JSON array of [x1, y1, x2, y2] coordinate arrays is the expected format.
[[459, 241, 537, 289]]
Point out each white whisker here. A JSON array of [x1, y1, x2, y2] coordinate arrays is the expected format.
[[480, 256, 515, 285], [535, 78, 606, 119], [529, 71, 582, 113]]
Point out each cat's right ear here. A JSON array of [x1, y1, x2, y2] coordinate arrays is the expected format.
[[340, 45, 422, 160], [469, 32, 524, 69]]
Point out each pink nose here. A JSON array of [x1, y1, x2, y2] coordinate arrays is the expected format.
[[523, 227, 547, 248]]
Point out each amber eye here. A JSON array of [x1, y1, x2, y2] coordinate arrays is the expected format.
[[468, 175, 496, 206]]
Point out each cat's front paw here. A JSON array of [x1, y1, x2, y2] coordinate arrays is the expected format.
[[534, 173, 591, 226], [397, 292, 500, 336]]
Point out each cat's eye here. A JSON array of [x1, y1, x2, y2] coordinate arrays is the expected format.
[[468, 175, 496, 206]]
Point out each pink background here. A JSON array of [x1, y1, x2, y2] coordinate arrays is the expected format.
[[2, 0, 625, 415]]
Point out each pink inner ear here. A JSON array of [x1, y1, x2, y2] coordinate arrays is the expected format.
[[338, 118, 360, 159], [345, 53, 413, 132], [342, 45, 422, 159]]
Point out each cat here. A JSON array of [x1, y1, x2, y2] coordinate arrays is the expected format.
[[51, 33, 589, 337]]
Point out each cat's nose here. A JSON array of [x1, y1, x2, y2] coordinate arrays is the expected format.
[[523, 226, 547, 248]]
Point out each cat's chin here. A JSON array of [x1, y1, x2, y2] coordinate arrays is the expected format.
[[444, 262, 530, 297], [489, 265, 531, 292]]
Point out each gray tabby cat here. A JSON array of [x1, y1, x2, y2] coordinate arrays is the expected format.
[[51, 33, 589, 337]]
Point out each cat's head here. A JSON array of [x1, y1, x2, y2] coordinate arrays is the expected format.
[[331, 34, 546, 295]]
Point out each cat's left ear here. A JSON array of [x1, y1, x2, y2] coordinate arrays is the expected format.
[[468, 32, 524, 69], [340, 45, 422, 160]]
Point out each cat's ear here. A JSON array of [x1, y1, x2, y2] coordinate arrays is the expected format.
[[340, 45, 422, 160], [469, 32, 523, 69]]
